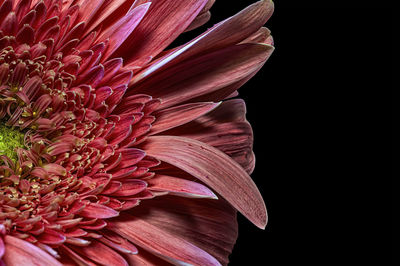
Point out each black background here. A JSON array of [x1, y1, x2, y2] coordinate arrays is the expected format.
[[176, 0, 393, 265]]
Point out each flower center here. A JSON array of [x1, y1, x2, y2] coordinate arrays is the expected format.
[[0, 122, 25, 161]]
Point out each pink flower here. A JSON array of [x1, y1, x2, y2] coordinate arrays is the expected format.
[[0, 0, 274, 265]]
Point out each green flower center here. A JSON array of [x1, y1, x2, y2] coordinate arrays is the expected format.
[[0, 123, 25, 161]]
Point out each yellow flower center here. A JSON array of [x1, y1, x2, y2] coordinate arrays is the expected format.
[[0, 123, 25, 161]]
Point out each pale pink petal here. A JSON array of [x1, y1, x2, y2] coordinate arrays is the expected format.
[[129, 43, 274, 109], [132, 195, 238, 265], [150, 101, 220, 135], [97, 3, 151, 61], [132, 0, 274, 83], [115, 0, 208, 66], [141, 136, 267, 229], [109, 213, 221, 266], [148, 174, 218, 199], [3, 236, 62, 266]]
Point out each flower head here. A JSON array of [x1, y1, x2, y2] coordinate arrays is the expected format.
[[0, 0, 274, 265]]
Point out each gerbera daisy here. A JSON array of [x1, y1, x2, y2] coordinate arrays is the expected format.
[[0, 0, 274, 265]]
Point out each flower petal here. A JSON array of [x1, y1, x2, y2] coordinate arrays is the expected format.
[[168, 100, 256, 173], [132, 0, 274, 83], [141, 136, 267, 229], [132, 195, 238, 265], [150, 101, 220, 135], [97, 3, 151, 61], [148, 174, 218, 199], [3, 236, 62, 266], [71, 240, 128, 266], [109, 213, 221, 266], [115, 0, 208, 66], [129, 43, 274, 109], [79, 202, 119, 219]]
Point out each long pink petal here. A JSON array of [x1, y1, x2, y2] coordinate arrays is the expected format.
[[141, 136, 267, 229], [71, 240, 128, 266], [166, 100, 256, 173], [97, 3, 151, 61], [76, 0, 106, 25], [79, 202, 119, 219], [109, 214, 221, 266], [184, 0, 215, 32], [129, 43, 273, 109], [114, 0, 208, 66], [84, 0, 135, 34], [131, 0, 274, 83], [150, 101, 220, 135], [3, 236, 62, 266], [132, 195, 238, 265], [148, 174, 218, 199]]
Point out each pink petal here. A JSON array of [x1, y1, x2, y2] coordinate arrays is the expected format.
[[141, 136, 267, 229], [110, 179, 147, 197], [132, 195, 238, 265], [0, 237, 4, 258], [148, 174, 218, 199], [109, 213, 221, 265], [132, 0, 274, 83], [129, 43, 274, 109], [84, 0, 139, 34], [170, 101, 256, 173], [97, 3, 151, 61], [3, 236, 62, 266], [76, 0, 105, 26], [150, 101, 220, 135], [71, 240, 128, 266], [185, 11, 211, 32], [115, 0, 208, 66], [79, 202, 119, 219]]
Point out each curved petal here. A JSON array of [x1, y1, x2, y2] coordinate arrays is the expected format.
[[150, 101, 221, 135], [141, 136, 267, 229], [132, 195, 238, 265], [115, 0, 208, 66], [166, 99, 256, 173], [129, 43, 274, 109], [97, 2, 151, 61], [109, 213, 221, 266], [132, 0, 274, 83], [3, 236, 62, 266]]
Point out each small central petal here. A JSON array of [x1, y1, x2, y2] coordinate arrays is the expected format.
[[0, 123, 25, 161]]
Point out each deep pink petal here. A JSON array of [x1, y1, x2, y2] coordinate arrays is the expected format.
[[115, 0, 208, 66], [79, 202, 119, 219], [132, 195, 238, 265], [150, 101, 220, 135], [109, 214, 221, 266], [3, 236, 62, 266], [71, 240, 128, 266], [148, 174, 218, 199], [129, 43, 273, 109], [141, 136, 267, 229], [131, 0, 274, 83], [97, 3, 151, 61]]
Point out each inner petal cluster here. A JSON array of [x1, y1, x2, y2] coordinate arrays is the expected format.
[[0, 0, 161, 256]]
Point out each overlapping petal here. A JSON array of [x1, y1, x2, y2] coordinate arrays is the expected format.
[[0, 0, 275, 264]]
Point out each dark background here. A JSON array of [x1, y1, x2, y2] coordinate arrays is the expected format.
[[177, 0, 393, 265]]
